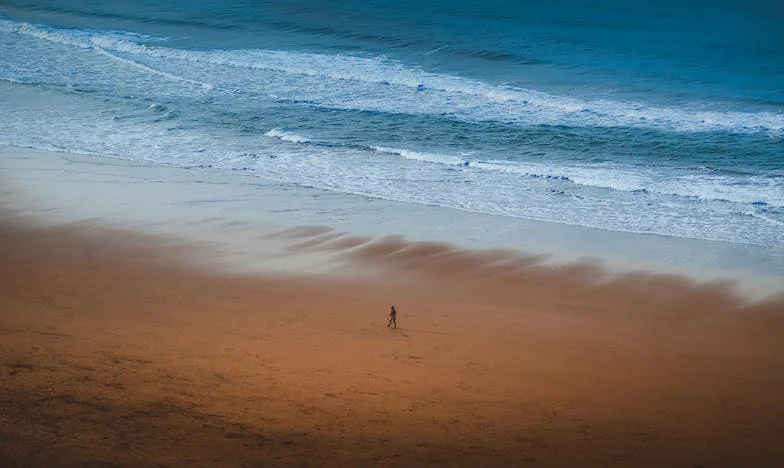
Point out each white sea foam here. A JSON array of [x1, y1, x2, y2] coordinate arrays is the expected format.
[[364, 144, 783, 207], [265, 129, 311, 144], [0, 20, 212, 90], [3, 19, 782, 135], [92, 46, 213, 89], [370, 146, 467, 166]]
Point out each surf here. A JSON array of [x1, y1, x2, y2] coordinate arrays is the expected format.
[[2, 18, 782, 136]]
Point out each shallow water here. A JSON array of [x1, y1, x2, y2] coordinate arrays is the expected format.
[[3, 146, 783, 300], [1, 0, 782, 246]]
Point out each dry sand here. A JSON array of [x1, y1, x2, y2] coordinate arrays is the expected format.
[[2, 215, 784, 467]]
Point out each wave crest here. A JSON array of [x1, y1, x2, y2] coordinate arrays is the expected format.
[[3, 18, 782, 135]]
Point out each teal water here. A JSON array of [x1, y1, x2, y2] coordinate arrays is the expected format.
[[1, 0, 782, 246]]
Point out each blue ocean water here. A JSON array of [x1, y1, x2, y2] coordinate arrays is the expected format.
[[1, 0, 782, 246]]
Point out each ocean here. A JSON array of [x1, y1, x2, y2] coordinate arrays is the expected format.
[[1, 0, 783, 248]]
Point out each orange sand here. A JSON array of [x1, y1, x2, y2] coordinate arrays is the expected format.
[[2, 217, 784, 467]]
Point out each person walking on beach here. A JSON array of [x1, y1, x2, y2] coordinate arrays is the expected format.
[[387, 305, 397, 329]]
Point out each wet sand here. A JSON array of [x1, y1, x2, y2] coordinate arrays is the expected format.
[[2, 215, 784, 467]]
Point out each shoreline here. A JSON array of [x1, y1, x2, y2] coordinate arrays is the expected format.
[[2, 209, 784, 466], [2, 144, 783, 300]]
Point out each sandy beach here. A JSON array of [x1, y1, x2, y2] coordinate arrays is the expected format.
[[3, 3, 782, 464], [2, 200, 784, 467]]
